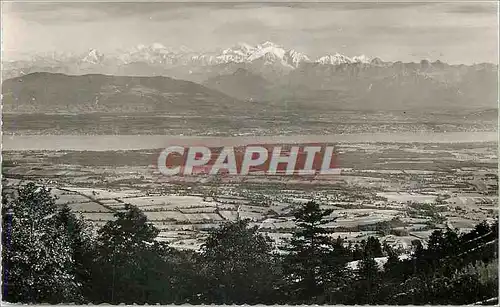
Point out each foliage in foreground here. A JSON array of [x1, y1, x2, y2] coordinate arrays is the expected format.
[[2, 184, 498, 304]]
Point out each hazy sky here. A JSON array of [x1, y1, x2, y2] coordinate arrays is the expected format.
[[2, 1, 498, 63]]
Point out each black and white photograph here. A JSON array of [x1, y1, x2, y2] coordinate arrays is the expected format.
[[1, 1, 498, 305]]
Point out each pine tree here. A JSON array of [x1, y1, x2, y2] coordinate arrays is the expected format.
[[357, 256, 381, 303], [55, 205, 95, 300], [364, 236, 383, 258], [91, 204, 170, 304], [2, 183, 82, 303], [198, 219, 280, 304], [282, 201, 348, 302], [383, 243, 401, 276], [352, 243, 364, 260]]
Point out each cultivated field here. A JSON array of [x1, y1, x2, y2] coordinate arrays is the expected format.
[[3, 138, 497, 251]]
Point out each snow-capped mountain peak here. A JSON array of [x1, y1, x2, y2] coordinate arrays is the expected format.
[[257, 41, 281, 49], [82, 48, 104, 64], [316, 53, 353, 65], [192, 41, 308, 67], [230, 42, 256, 54], [17, 42, 377, 71], [352, 54, 371, 64], [219, 43, 256, 62], [247, 43, 286, 63], [133, 43, 174, 54], [370, 57, 385, 66], [284, 49, 311, 68], [119, 43, 180, 64]]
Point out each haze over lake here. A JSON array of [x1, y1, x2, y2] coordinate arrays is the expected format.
[[4, 132, 498, 151]]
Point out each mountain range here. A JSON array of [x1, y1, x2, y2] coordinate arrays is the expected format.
[[3, 42, 372, 75], [2, 41, 386, 81], [2, 41, 498, 113]]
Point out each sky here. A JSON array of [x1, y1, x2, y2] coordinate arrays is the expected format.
[[2, 1, 498, 64]]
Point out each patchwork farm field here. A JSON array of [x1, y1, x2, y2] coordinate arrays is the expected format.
[[3, 110, 497, 136], [3, 139, 497, 251]]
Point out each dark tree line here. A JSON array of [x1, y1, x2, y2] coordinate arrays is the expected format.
[[2, 183, 498, 304]]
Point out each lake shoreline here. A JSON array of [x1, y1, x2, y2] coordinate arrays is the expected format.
[[3, 132, 498, 151]]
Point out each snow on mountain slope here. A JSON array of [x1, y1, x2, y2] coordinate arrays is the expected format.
[[219, 42, 256, 60], [5, 41, 372, 71], [81, 49, 105, 64], [352, 54, 371, 64], [6, 41, 438, 81], [118, 44, 178, 65], [186, 42, 312, 68], [284, 49, 311, 68], [316, 53, 353, 65], [247, 41, 286, 62]]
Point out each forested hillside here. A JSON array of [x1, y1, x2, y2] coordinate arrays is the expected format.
[[2, 183, 498, 304]]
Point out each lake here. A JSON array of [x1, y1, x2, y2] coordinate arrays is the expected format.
[[3, 132, 498, 151]]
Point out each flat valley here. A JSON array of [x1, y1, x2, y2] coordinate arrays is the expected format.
[[4, 134, 497, 252]]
